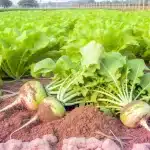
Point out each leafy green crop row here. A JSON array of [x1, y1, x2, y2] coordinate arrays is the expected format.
[[0, 10, 150, 80], [0, 11, 77, 79]]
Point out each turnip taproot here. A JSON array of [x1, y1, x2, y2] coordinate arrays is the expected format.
[[10, 96, 66, 139], [0, 81, 47, 112], [120, 101, 150, 130]]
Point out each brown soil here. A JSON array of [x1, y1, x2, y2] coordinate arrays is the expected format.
[[0, 80, 150, 150]]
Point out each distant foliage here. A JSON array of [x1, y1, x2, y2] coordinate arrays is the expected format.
[[77, 0, 95, 4], [0, 0, 12, 8], [88, 0, 95, 3], [18, 0, 39, 8]]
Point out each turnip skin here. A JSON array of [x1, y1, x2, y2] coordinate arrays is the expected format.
[[19, 80, 47, 111], [120, 101, 150, 129], [0, 81, 47, 113], [38, 96, 66, 122]]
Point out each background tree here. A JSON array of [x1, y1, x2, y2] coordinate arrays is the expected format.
[[0, 0, 12, 7], [87, 0, 95, 3], [144, 0, 148, 5], [18, 0, 39, 7], [77, 0, 95, 4]]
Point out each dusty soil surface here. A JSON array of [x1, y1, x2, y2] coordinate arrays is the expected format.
[[0, 80, 150, 150]]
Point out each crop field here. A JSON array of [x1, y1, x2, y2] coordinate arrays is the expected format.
[[0, 9, 150, 150]]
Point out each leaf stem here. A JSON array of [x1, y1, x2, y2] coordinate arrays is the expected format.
[[97, 98, 122, 106]]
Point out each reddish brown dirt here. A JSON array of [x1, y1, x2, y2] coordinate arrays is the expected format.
[[0, 80, 150, 150]]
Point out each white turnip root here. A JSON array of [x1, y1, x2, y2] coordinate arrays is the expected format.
[[10, 96, 66, 139], [0, 81, 47, 112], [120, 101, 150, 131]]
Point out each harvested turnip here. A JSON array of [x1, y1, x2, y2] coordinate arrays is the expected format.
[[10, 96, 66, 139], [120, 101, 150, 130], [38, 96, 66, 122], [0, 81, 47, 112], [95, 56, 150, 131]]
